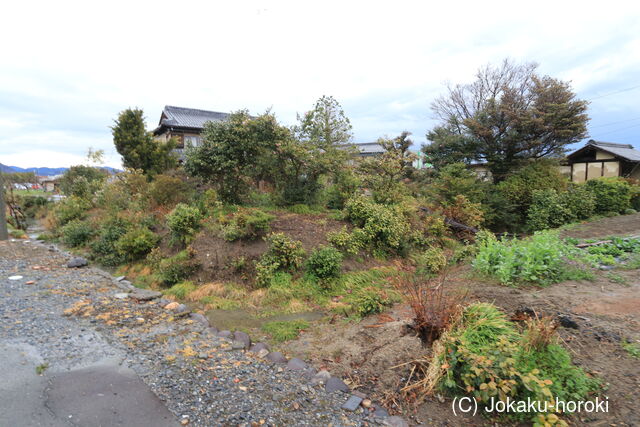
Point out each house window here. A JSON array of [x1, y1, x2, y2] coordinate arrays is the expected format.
[[184, 135, 202, 147]]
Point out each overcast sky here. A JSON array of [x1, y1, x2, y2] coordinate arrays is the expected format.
[[1, 0, 639, 168]]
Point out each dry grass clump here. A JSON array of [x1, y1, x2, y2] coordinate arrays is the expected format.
[[185, 282, 227, 302]]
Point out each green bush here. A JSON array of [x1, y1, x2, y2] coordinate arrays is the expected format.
[[149, 174, 193, 207], [327, 227, 365, 255], [262, 320, 310, 342], [560, 183, 596, 221], [114, 227, 159, 261], [61, 220, 94, 247], [90, 217, 130, 266], [52, 196, 91, 226], [305, 246, 343, 279], [58, 165, 108, 199], [473, 231, 578, 286], [158, 249, 200, 286], [526, 189, 573, 231], [166, 203, 203, 244], [585, 177, 631, 214], [412, 246, 447, 275], [220, 208, 274, 241], [430, 303, 598, 422], [498, 161, 568, 216], [255, 232, 306, 287], [350, 287, 394, 317], [344, 196, 410, 252]]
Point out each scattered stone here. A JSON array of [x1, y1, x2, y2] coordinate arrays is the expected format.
[[311, 370, 331, 385], [25, 280, 36, 285], [119, 280, 134, 288], [233, 331, 251, 349], [361, 399, 372, 408], [129, 289, 162, 301], [198, 352, 208, 360], [599, 265, 614, 271], [325, 377, 349, 393], [136, 317, 145, 323], [67, 257, 87, 268], [249, 342, 269, 353], [372, 404, 389, 418], [114, 293, 129, 299], [286, 358, 308, 371], [256, 348, 269, 358], [164, 302, 180, 311], [217, 330, 232, 339], [382, 416, 409, 427], [301, 367, 317, 379], [8, 275, 23, 280], [189, 313, 209, 327], [208, 326, 219, 335], [341, 395, 363, 411], [352, 390, 367, 399], [558, 314, 579, 329], [175, 304, 190, 315], [266, 351, 287, 364], [158, 298, 171, 306], [238, 386, 248, 392], [114, 275, 126, 282], [231, 340, 247, 350]]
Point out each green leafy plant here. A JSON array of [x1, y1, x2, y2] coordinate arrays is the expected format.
[[60, 219, 94, 247], [90, 217, 130, 266], [411, 246, 447, 276], [585, 177, 632, 214], [327, 226, 365, 256], [254, 233, 306, 287], [158, 248, 200, 286], [166, 203, 203, 245], [114, 227, 159, 261], [220, 208, 274, 241], [305, 246, 343, 280]]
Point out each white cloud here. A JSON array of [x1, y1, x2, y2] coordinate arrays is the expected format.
[[1, 0, 640, 167]]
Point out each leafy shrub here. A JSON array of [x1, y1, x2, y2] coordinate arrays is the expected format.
[[442, 195, 484, 229], [473, 231, 577, 286], [61, 220, 94, 247], [90, 217, 130, 266], [167, 203, 203, 244], [114, 227, 159, 261], [58, 165, 108, 199], [305, 246, 343, 280], [262, 320, 310, 342], [149, 174, 193, 207], [526, 189, 573, 231], [255, 233, 306, 287], [350, 287, 394, 317], [158, 248, 200, 286], [498, 161, 568, 216], [288, 204, 312, 214], [325, 169, 361, 210], [561, 184, 596, 221], [220, 208, 274, 241], [344, 196, 410, 252], [412, 246, 447, 276], [424, 303, 598, 422], [327, 227, 365, 255], [585, 177, 631, 214], [51, 196, 91, 226]]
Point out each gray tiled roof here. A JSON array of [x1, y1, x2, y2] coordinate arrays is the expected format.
[[351, 142, 385, 155], [587, 140, 640, 162], [160, 105, 229, 129]]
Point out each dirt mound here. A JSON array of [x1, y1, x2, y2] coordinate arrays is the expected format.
[[191, 212, 348, 284]]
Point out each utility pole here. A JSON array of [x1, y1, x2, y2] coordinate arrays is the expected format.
[[0, 173, 8, 240]]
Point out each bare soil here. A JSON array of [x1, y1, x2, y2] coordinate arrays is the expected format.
[[191, 211, 382, 284], [282, 215, 640, 426]]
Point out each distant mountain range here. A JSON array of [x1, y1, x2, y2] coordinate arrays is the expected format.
[[0, 163, 120, 176]]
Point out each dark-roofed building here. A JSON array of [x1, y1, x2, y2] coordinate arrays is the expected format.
[[347, 142, 386, 157], [153, 105, 230, 149], [565, 140, 640, 182]]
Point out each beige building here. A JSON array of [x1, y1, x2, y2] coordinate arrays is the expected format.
[[152, 106, 230, 158], [565, 140, 640, 183]]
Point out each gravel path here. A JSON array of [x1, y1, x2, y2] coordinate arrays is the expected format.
[[0, 239, 385, 427]]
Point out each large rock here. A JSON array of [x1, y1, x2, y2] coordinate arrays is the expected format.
[[310, 370, 331, 385], [286, 358, 308, 371], [382, 416, 409, 427], [233, 331, 251, 349], [217, 330, 232, 339], [189, 313, 209, 327], [325, 377, 349, 393], [341, 395, 363, 411], [266, 351, 287, 364], [129, 289, 162, 301], [249, 342, 269, 353], [67, 257, 88, 268]]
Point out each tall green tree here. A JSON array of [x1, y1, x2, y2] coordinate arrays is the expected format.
[[112, 108, 176, 176], [423, 59, 589, 182], [296, 95, 353, 147]]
